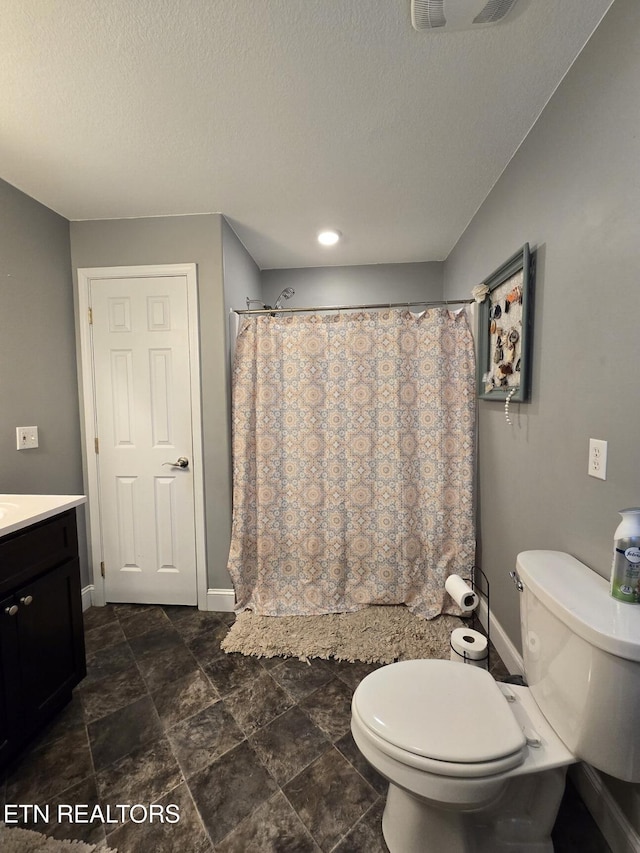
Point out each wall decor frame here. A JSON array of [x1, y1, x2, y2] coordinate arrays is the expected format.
[[476, 244, 535, 402]]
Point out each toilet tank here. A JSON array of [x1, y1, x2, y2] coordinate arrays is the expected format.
[[517, 550, 640, 783]]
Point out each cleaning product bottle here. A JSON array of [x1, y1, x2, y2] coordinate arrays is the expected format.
[[610, 508, 640, 603]]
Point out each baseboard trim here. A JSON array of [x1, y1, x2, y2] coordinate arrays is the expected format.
[[81, 585, 94, 611], [82, 584, 235, 612], [206, 588, 235, 612], [570, 763, 640, 853], [477, 598, 524, 675]]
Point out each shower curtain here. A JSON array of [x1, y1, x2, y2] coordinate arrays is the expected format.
[[227, 308, 476, 619]]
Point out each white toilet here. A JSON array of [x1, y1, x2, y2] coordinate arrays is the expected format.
[[351, 550, 640, 852]]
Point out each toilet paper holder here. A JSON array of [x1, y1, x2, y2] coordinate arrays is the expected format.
[[450, 566, 491, 671], [450, 627, 489, 668]]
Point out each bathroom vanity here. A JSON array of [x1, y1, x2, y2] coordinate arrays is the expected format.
[[0, 495, 87, 770]]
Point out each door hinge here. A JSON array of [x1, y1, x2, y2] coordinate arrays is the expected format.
[[94, 437, 99, 454], [88, 307, 93, 325], [100, 561, 105, 578]]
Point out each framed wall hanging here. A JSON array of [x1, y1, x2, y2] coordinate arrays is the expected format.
[[476, 244, 535, 402]]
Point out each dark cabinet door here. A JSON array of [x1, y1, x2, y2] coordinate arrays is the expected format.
[[0, 510, 86, 771], [14, 559, 86, 730], [0, 593, 21, 765]]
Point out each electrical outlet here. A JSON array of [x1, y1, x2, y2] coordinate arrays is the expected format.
[[16, 426, 39, 450], [588, 438, 607, 480]]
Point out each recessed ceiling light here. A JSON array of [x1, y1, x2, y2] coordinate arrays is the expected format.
[[317, 230, 341, 246]]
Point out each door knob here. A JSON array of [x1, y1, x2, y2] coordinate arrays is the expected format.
[[20, 595, 33, 606], [162, 456, 189, 469], [5, 604, 18, 616]]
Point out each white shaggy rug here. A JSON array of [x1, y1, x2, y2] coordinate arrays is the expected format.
[[221, 605, 463, 664], [0, 824, 117, 853]]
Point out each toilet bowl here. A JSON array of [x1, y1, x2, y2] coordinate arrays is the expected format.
[[351, 659, 574, 853], [352, 551, 640, 851]]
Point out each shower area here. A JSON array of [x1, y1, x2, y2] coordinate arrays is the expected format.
[[227, 283, 477, 621]]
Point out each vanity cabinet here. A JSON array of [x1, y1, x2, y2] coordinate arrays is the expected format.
[[0, 509, 86, 770]]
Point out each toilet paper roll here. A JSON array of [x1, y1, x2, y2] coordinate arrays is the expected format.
[[450, 628, 488, 669], [445, 574, 479, 614]]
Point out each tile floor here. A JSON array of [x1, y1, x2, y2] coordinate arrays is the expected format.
[[0, 604, 611, 852]]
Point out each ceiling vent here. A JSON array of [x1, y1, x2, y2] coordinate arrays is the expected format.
[[411, 0, 524, 32]]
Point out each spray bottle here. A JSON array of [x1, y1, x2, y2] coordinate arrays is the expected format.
[[611, 508, 640, 603]]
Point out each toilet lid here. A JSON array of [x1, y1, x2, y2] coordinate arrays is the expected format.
[[353, 659, 526, 765]]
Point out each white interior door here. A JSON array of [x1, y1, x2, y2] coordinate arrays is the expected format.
[[89, 272, 199, 605]]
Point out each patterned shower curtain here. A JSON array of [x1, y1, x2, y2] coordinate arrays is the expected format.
[[227, 308, 476, 619]]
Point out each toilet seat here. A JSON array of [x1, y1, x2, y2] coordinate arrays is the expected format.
[[352, 659, 527, 778]]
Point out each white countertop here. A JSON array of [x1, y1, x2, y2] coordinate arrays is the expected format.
[[0, 494, 87, 537]]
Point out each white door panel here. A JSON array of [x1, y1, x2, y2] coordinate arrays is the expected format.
[[91, 275, 197, 605]]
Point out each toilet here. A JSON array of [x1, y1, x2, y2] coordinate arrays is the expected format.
[[351, 550, 640, 852]]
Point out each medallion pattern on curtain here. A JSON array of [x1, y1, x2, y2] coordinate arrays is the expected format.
[[228, 308, 476, 619]]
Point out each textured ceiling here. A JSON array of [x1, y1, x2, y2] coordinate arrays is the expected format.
[[1, 0, 613, 269]]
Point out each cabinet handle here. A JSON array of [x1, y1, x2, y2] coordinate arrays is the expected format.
[[20, 595, 33, 606], [5, 604, 18, 617]]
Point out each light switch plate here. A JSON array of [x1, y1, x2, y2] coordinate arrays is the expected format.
[[16, 426, 39, 450]]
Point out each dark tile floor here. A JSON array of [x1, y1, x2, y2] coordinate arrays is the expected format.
[[0, 604, 610, 852]]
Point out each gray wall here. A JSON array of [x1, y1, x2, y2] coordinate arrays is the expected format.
[[222, 216, 262, 399], [0, 179, 89, 584], [70, 214, 233, 590], [443, 0, 640, 829], [223, 217, 262, 313], [222, 217, 262, 512], [262, 262, 444, 310]]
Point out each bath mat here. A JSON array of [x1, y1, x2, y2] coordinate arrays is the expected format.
[[0, 824, 118, 853], [221, 605, 464, 664]]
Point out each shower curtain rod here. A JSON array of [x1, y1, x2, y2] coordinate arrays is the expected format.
[[234, 298, 474, 316]]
